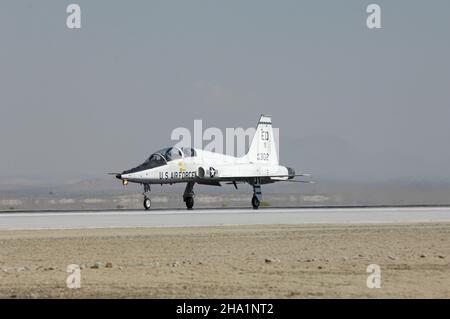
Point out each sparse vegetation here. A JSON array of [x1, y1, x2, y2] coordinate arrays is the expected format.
[[260, 201, 270, 207]]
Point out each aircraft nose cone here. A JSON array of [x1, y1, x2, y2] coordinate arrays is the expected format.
[[116, 174, 122, 179]]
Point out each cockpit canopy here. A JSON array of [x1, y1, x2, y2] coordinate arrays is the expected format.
[[123, 147, 197, 174], [143, 153, 166, 166], [146, 147, 196, 163], [143, 147, 197, 166], [181, 147, 196, 157]]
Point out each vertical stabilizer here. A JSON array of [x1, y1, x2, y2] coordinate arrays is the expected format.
[[245, 115, 278, 165]]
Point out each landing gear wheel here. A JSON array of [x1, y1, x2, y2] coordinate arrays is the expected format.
[[251, 196, 260, 209], [143, 197, 151, 210], [185, 197, 194, 210]]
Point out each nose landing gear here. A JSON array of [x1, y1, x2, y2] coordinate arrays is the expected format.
[[143, 197, 151, 210]]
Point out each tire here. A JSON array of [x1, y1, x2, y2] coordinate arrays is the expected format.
[[251, 196, 260, 209], [185, 197, 194, 210], [143, 197, 151, 210]]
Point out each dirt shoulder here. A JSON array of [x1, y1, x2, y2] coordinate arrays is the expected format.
[[0, 223, 449, 298]]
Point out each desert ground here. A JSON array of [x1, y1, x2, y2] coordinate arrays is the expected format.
[[0, 223, 449, 298]]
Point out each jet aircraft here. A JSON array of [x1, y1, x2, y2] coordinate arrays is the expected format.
[[113, 115, 310, 210]]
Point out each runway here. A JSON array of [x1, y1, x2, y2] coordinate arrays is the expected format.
[[1, 206, 450, 230]]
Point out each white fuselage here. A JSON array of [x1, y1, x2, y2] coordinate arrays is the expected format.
[[121, 148, 289, 184]]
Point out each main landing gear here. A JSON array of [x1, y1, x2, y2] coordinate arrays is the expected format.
[[251, 195, 260, 209], [183, 182, 195, 210], [143, 183, 151, 210], [251, 179, 262, 210]]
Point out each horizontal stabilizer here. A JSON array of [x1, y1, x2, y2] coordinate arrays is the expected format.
[[282, 180, 315, 183], [270, 173, 311, 181]]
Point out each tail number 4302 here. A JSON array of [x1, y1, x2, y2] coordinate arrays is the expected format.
[[257, 153, 269, 161]]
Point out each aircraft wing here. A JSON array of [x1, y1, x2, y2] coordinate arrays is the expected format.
[[270, 173, 311, 178], [197, 180, 222, 186]]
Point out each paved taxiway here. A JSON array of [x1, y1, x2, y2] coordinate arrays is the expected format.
[[1, 206, 450, 230]]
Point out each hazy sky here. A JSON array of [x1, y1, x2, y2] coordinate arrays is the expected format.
[[1, 0, 449, 183]]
